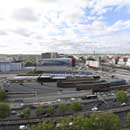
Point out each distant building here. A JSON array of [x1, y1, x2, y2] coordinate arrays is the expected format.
[[41, 52, 59, 59], [38, 58, 72, 66], [36, 58, 76, 72]]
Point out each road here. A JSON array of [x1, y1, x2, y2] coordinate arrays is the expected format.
[[0, 125, 19, 130]]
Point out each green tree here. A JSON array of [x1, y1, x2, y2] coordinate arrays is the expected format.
[[86, 112, 121, 130], [36, 106, 44, 117], [58, 103, 68, 115], [0, 89, 6, 101], [23, 57, 36, 67], [0, 103, 10, 119], [72, 115, 88, 130], [47, 105, 55, 115], [20, 108, 31, 119], [58, 116, 72, 130], [28, 122, 55, 130], [116, 90, 128, 103], [70, 101, 81, 113]]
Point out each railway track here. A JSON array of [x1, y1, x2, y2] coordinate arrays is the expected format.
[[7, 93, 35, 98], [1, 105, 130, 126]]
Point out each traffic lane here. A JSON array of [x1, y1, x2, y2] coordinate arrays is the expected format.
[[2, 100, 130, 128], [0, 125, 19, 130]]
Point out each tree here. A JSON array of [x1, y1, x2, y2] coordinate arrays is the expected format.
[[72, 114, 88, 130], [86, 112, 121, 130], [58, 103, 68, 115], [47, 105, 55, 115], [0, 103, 10, 119], [20, 108, 31, 119], [116, 90, 128, 103], [0, 90, 6, 101], [70, 101, 81, 113], [23, 57, 36, 67], [27, 122, 55, 130], [36, 106, 45, 117], [58, 116, 73, 130]]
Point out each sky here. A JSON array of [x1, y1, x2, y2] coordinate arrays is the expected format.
[[0, 0, 130, 54]]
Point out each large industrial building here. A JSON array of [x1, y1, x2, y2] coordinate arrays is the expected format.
[[36, 57, 76, 72]]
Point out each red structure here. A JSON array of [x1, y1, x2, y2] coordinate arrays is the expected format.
[[123, 57, 128, 63], [71, 57, 76, 67]]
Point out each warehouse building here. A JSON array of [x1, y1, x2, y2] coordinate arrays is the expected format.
[[36, 57, 76, 72]]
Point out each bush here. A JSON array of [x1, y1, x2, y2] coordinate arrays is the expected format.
[[86, 112, 121, 130], [70, 101, 81, 112], [0, 90, 6, 101], [20, 108, 31, 119]]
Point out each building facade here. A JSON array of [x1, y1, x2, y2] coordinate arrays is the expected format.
[[0, 62, 24, 72]]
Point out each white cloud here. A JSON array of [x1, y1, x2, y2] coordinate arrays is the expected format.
[[0, 0, 129, 54], [0, 30, 8, 35], [13, 7, 39, 22]]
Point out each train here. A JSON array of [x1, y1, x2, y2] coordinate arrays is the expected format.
[[57, 79, 105, 88], [37, 74, 100, 83], [57, 78, 129, 93]]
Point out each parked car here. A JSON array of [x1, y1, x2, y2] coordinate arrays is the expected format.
[[91, 106, 98, 111], [19, 125, 27, 130]]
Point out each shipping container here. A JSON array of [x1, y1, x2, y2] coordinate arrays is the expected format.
[[109, 79, 126, 86]]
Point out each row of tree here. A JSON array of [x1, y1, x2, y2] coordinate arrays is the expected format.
[[19, 101, 81, 119], [27, 112, 122, 130], [0, 90, 129, 120]]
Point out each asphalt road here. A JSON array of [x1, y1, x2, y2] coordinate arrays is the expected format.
[[1, 125, 19, 130]]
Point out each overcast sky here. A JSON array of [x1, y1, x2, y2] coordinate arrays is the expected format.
[[0, 0, 130, 54]]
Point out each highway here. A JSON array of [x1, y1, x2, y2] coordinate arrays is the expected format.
[[1, 125, 19, 130], [1, 102, 130, 130]]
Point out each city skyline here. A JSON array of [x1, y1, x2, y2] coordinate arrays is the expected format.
[[0, 0, 130, 54]]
